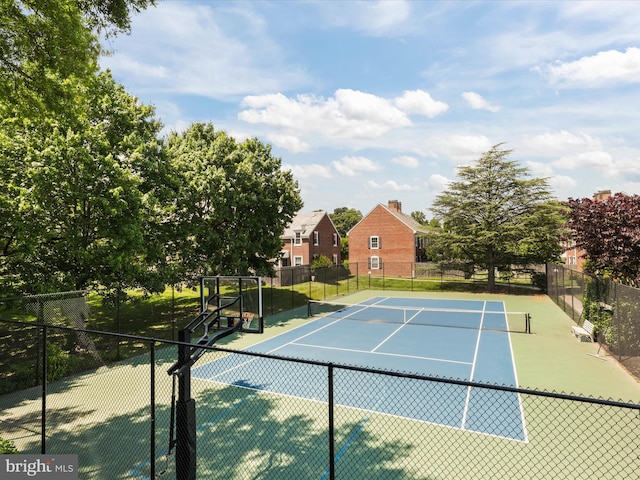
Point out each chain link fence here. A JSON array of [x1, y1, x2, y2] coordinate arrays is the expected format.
[[1, 293, 638, 480], [547, 264, 640, 373], [264, 263, 545, 315]]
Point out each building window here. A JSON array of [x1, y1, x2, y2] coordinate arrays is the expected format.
[[333, 254, 338, 265], [369, 236, 380, 249], [313, 231, 319, 246], [369, 256, 381, 269], [294, 231, 302, 245], [294, 256, 303, 266], [333, 233, 338, 246]]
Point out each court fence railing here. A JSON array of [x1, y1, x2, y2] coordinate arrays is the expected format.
[[547, 263, 640, 371], [264, 262, 545, 315], [1, 314, 638, 479]]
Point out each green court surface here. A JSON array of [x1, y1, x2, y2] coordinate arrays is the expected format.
[[1, 291, 638, 479]]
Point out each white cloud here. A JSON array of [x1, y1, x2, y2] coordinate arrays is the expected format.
[[267, 133, 310, 153], [521, 131, 602, 154], [395, 90, 449, 117], [549, 175, 578, 190], [461, 92, 500, 112], [333, 156, 381, 176], [541, 47, 640, 87], [525, 161, 554, 178], [392, 156, 420, 168], [285, 163, 333, 179], [101, 3, 310, 98], [419, 135, 492, 164], [425, 174, 450, 192], [366, 180, 415, 191], [239, 89, 411, 139], [316, 0, 412, 36], [336, 89, 410, 125], [553, 151, 614, 172]]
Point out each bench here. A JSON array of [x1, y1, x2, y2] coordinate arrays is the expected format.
[[571, 320, 594, 342]]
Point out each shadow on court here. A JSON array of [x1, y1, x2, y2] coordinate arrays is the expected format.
[[1, 376, 430, 479]]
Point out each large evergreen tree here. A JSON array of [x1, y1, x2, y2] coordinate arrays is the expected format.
[[430, 144, 566, 292]]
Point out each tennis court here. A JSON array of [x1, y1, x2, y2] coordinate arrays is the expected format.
[[192, 296, 529, 442]]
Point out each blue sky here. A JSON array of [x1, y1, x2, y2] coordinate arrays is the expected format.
[[101, 0, 640, 217]]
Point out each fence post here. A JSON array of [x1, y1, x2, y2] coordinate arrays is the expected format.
[[41, 324, 47, 454], [150, 341, 156, 479], [328, 364, 335, 480], [323, 268, 327, 299]]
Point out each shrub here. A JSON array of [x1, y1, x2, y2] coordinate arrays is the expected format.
[[0, 436, 18, 454]]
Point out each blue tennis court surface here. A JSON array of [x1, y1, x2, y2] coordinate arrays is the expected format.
[[193, 296, 528, 442]]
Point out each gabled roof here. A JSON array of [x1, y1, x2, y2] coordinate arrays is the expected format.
[[347, 203, 431, 235], [282, 211, 338, 239]]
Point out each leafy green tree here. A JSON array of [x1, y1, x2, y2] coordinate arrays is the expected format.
[[411, 210, 427, 224], [430, 143, 566, 292], [329, 207, 362, 237], [0, 72, 166, 292], [0, 0, 154, 116], [329, 207, 361, 262], [166, 123, 303, 279], [428, 218, 441, 229]]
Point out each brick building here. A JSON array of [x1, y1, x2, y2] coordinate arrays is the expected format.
[[280, 211, 341, 267], [347, 200, 430, 277], [562, 189, 611, 271]]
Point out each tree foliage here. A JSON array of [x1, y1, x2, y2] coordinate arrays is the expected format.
[[430, 143, 566, 291], [566, 193, 640, 286], [165, 123, 303, 279], [0, 0, 153, 116], [329, 207, 362, 237], [1, 71, 165, 292], [410, 210, 427, 225]]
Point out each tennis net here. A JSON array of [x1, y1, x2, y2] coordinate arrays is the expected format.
[[307, 300, 531, 333]]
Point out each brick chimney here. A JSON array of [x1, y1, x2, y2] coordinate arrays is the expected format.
[[593, 190, 611, 202], [388, 200, 402, 213]]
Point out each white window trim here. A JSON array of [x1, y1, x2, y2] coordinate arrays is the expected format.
[[333, 233, 338, 247], [313, 231, 319, 246], [293, 255, 303, 266], [294, 232, 302, 245], [370, 236, 380, 249], [370, 256, 381, 269]]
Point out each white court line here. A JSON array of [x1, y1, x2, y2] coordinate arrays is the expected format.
[[460, 300, 487, 429], [370, 309, 422, 352], [292, 342, 473, 365], [197, 304, 384, 381]]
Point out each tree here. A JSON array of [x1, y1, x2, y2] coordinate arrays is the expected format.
[[430, 143, 566, 292], [0, 0, 154, 116], [410, 211, 427, 225], [329, 207, 362, 262], [165, 123, 303, 279], [0, 71, 166, 293], [329, 207, 362, 237], [566, 193, 640, 286]]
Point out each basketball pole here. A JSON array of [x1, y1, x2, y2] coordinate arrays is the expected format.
[[176, 328, 197, 480]]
